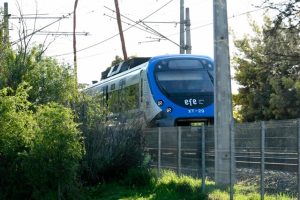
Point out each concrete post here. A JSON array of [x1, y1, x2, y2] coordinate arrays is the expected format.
[[179, 0, 185, 54], [185, 7, 191, 54], [3, 2, 9, 43], [213, 0, 234, 185]]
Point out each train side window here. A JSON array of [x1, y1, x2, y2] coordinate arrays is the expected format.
[[104, 85, 108, 107], [108, 90, 119, 113], [111, 83, 115, 90], [119, 79, 126, 87], [123, 83, 139, 111]]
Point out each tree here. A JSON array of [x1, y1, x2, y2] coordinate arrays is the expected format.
[[0, 45, 77, 105], [261, 0, 300, 30], [233, 16, 300, 121], [23, 52, 77, 105]]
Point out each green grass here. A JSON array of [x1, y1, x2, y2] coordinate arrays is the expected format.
[[82, 170, 296, 200]]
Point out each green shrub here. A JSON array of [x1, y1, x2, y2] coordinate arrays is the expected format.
[[24, 103, 84, 200], [77, 93, 146, 185], [0, 84, 35, 199]]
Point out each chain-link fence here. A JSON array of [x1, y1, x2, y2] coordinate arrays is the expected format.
[[144, 119, 300, 199]]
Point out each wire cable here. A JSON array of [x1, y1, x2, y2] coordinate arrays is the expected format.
[[51, 0, 175, 57], [11, 13, 72, 45]]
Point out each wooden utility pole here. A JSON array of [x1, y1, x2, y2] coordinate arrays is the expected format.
[[114, 0, 128, 60], [213, 0, 234, 186], [73, 0, 79, 86]]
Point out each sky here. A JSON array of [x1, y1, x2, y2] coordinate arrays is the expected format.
[[1, 0, 267, 91]]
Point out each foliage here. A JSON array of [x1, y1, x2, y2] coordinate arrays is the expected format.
[[261, 0, 300, 30], [81, 120, 145, 185], [0, 85, 84, 199], [76, 92, 145, 185], [121, 166, 155, 188], [83, 170, 207, 200], [110, 55, 123, 67], [233, 16, 300, 122], [23, 56, 77, 105], [83, 170, 295, 200], [0, 83, 35, 199], [24, 103, 84, 200], [0, 45, 77, 105]]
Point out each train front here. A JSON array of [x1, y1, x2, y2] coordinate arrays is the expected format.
[[147, 55, 214, 126]]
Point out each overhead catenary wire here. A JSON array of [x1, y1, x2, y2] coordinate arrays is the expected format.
[[140, 21, 180, 47], [104, 6, 179, 45], [10, 16, 70, 19], [51, 0, 175, 57], [11, 12, 72, 45], [167, 7, 265, 37], [103, 13, 161, 37], [82, 8, 268, 60], [36, 31, 89, 36], [51, 2, 265, 59]]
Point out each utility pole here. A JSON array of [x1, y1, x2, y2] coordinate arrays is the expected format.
[[185, 7, 191, 54], [114, 0, 128, 60], [179, 0, 185, 54], [73, 0, 79, 87], [213, 0, 234, 185], [3, 2, 9, 44]]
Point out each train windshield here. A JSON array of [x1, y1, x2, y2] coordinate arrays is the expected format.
[[154, 58, 214, 108]]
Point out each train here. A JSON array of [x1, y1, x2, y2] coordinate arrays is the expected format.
[[84, 54, 214, 127]]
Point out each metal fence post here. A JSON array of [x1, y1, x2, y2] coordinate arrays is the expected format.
[[158, 127, 161, 177], [261, 121, 265, 200], [177, 127, 182, 176], [201, 125, 206, 192], [297, 119, 300, 200]]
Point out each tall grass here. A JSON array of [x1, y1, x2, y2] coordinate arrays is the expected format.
[[83, 169, 296, 200]]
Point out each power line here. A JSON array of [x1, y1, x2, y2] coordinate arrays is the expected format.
[[10, 16, 70, 19], [143, 21, 180, 24], [166, 7, 265, 38], [104, 6, 176, 43], [51, 0, 175, 57], [140, 21, 180, 46], [36, 31, 89, 36], [11, 13, 72, 45], [103, 13, 159, 37], [7, 13, 70, 16]]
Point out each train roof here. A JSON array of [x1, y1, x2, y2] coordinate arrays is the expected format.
[[100, 54, 213, 80], [85, 54, 213, 91], [149, 54, 213, 62], [101, 57, 150, 80]]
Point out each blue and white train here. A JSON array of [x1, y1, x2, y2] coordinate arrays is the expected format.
[[85, 54, 214, 127]]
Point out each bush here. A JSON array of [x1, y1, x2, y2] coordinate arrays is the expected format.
[[0, 85, 35, 199], [81, 123, 145, 184], [24, 103, 84, 200], [77, 93, 146, 185]]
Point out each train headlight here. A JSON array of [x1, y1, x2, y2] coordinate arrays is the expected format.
[[157, 100, 164, 106], [166, 107, 172, 113]]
